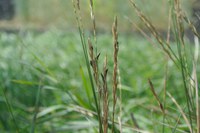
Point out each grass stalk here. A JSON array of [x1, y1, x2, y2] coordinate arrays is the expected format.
[[88, 0, 97, 51], [167, 92, 192, 132], [193, 63, 199, 133], [118, 116, 122, 133], [162, 63, 168, 133], [171, 0, 195, 130], [193, 35, 200, 133], [162, 6, 172, 132], [118, 68, 122, 133], [101, 56, 109, 133], [131, 0, 199, 131], [183, 16, 200, 38], [72, 0, 103, 132], [30, 79, 43, 133], [125, 16, 156, 47], [2, 86, 19, 133], [88, 0, 101, 97], [148, 79, 164, 113], [129, 0, 179, 66], [87, 1, 104, 128], [130, 113, 140, 130], [112, 16, 119, 133], [172, 110, 184, 133], [162, 3, 173, 132]]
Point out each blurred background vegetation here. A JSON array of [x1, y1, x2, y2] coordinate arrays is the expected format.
[[0, 0, 193, 31]]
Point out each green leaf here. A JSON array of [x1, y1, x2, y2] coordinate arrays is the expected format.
[[37, 105, 67, 118], [80, 66, 92, 105], [12, 80, 39, 85]]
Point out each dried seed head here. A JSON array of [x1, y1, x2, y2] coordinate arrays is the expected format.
[[102, 56, 109, 133], [88, 38, 94, 60], [112, 16, 119, 133]]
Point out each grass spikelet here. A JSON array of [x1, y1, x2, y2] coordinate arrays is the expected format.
[[112, 16, 119, 133], [148, 79, 164, 113], [183, 15, 200, 38], [88, 38, 101, 96], [129, 0, 178, 64], [101, 56, 109, 133], [89, 0, 97, 48], [88, 0, 102, 101], [125, 16, 156, 47]]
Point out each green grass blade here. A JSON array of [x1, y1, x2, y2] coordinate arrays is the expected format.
[[30, 79, 43, 133], [80, 66, 92, 106], [1, 85, 19, 132]]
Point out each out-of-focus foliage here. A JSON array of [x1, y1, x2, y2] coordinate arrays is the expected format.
[[0, 31, 199, 132], [0, 0, 192, 31]]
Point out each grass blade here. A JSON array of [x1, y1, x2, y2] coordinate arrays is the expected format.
[[30, 79, 43, 133], [80, 66, 92, 106], [167, 92, 192, 132], [1, 85, 19, 132]]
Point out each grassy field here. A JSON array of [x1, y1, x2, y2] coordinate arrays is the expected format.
[[0, 0, 200, 133], [0, 29, 199, 132]]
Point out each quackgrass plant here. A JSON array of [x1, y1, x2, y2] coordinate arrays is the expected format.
[[72, 0, 199, 132], [129, 0, 199, 132], [72, 0, 122, 132]]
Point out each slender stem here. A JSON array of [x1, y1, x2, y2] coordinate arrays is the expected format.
[[2, 86, 19, 133], [30, 79, 43, 133], [72, 0, 103, 132]]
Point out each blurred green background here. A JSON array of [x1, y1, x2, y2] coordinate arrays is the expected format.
[[0, 0, 192, 31]]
